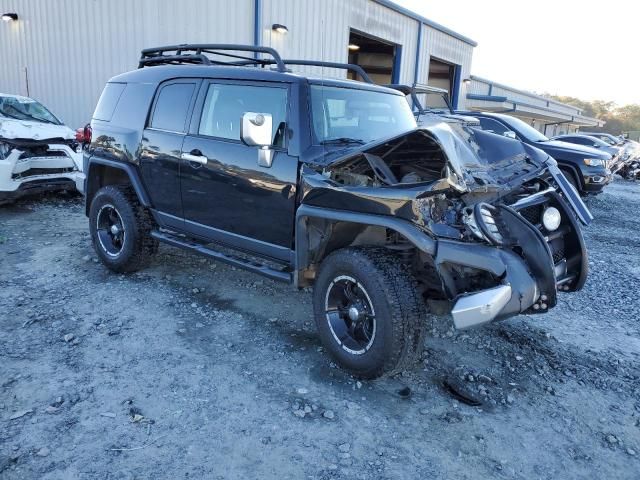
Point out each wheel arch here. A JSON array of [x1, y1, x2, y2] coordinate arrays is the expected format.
[[557, 163, 583, 190], [85, 158, 151, 216], [294, 204, 437, 288]]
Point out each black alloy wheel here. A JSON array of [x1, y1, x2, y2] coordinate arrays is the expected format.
[[324, 275, 377, 355], [95, 204, 126, 257]]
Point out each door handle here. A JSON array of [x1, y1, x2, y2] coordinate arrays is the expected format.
[[181, 152, 208, 165]]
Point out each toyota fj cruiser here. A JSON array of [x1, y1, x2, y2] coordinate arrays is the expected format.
[[84, 45, 591, 378]]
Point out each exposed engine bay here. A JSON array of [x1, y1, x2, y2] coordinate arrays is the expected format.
[[326, 130, 448, 187]]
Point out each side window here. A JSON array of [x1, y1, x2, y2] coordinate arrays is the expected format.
[[569, 136, 587, 145], [94, 83, 126, 121], [478, 117, 510, 136], [198, 83, 287, 147], [150, 82, 196, 132]]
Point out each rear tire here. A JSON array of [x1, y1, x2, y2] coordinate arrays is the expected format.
[[313, 247, 428, 379], [89, 185, 158, 273]]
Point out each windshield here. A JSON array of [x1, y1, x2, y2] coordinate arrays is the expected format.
[[0, 95, 61, 125], [499, 115, 549, 143], [599, 135, 617, 145], [310, 85, 416, 144]]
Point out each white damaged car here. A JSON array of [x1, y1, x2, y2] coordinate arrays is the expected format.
[[0, 93, 84, 204]]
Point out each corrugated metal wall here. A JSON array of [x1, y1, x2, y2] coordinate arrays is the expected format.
[[416, 26, 474, 106], [261, 0, 474, 97], [0, 0, 474, 128], [261, 0, 419, 82], [0, 0, 254, 128]]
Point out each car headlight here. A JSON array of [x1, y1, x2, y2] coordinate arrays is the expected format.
[[542, 207, 562, 231], [583, 158, 605, 167], [473, 203, 504, 245], [0, 141, 12, 160]]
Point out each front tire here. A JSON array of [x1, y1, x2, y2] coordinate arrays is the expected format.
[[89, 185, 158, 273], [313, 247, 428, 379], [561, 169, 582, 195]]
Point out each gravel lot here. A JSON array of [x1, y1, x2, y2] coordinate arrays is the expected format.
[[1, 180, 639, 479]]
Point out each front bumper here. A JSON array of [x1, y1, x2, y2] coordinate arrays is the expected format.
[[436, 242, 542, 329], [0, 143, 84, 199], [582, 166, 612, 193], [435, 191, 587, 329]]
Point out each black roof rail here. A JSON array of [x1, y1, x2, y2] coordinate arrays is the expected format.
[[138, 44, 287, 72], [281, 60, 374, 84], [232, 59, 374, 84]]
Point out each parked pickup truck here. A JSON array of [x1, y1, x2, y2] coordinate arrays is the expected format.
[[84, 44, 590, 378]]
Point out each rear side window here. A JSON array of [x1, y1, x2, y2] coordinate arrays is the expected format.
[[150, 82, 196, 133], [94, 83, 126, 121]]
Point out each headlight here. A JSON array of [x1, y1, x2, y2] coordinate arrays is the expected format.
[[0, 141, 12, 160], [583, 158, 605, 167], [474, 203, 504, 245], [542, 207, 562, 231]]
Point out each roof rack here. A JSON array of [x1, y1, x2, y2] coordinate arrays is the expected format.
[[138, 44, 287, 71], [138, 45, 374, 84]]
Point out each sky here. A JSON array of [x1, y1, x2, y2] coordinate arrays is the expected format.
[[396, 0, 640, 106]]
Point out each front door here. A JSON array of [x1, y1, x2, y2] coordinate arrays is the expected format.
[[180, 80, 297, 261]]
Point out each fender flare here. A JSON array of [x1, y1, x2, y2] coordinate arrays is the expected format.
[[85, 157, 151, 214], [294, 204, 437, 285]]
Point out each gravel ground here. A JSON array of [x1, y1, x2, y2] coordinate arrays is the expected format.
[[1, 180, 639, 480]]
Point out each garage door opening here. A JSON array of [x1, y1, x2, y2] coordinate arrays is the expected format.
[[347, 30, 399, 85], [426, 57, 456, 109]]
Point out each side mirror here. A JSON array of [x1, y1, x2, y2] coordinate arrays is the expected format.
[[593, 144, 601, 148], [503, 131, 517, 139], [241, 112, 274, 167]]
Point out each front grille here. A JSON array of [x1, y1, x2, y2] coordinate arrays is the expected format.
[[18, 149, 68, 160], [517, 204, 543, 226], [514, 198, 566, 266], [12, 167, 75, 180]]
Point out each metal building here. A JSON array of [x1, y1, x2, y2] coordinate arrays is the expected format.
[[0, 0, 477, 129], [466, 76, 605, 136]]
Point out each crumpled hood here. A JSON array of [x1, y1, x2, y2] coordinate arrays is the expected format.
[[319, 121, 548, 196], [0, 117, 75, 141], [417, 111, 480, 126], [536, 139, 611, 160], [420, 122, 548, 189]]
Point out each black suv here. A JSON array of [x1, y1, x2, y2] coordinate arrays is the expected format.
[[464, 112, 612, 195], [84, 45, 590, 378]]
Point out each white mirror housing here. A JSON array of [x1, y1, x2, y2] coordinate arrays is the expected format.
[[241, 112, 273, 147]]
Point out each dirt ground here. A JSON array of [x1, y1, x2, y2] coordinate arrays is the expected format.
[[1, 180, 639, 480]]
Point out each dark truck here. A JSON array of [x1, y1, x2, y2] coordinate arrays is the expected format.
[[84, 45, 590, 378], [463, 112, 612, 196]]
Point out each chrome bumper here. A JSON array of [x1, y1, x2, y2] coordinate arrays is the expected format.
[[451, 285, 513, 329]]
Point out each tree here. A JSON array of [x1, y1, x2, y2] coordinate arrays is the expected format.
[[543, 94, 640, 134]]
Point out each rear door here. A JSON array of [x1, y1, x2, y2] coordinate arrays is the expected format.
[[179, 80, 297, 261], [139, 79, 200, 219]]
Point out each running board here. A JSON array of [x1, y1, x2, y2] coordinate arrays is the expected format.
[[151, 230, 293, 283]]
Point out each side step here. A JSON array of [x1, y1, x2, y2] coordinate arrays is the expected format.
[[151, 230, 293, 284]]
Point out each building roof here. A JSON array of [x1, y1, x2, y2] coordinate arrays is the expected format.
[[372, 0, 478, 47], [466, 76, 605, 128]]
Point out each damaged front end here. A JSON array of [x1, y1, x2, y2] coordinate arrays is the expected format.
[[0, 138, 84, 202], [299, 123, 590, 329]]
